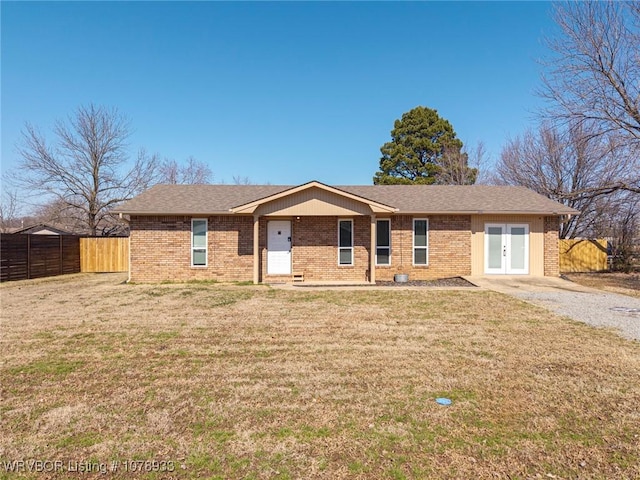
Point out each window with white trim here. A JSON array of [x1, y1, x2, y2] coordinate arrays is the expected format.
[[338, 219, 353, 265], [413, 218, 428, 265], [376, 219, 391, 265], [191, 219, 208, 267]]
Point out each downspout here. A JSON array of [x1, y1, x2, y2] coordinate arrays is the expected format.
[[119, 213, 132, 283]]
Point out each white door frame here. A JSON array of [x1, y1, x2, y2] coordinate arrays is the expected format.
[[267, 220, 292, 275], [484, 223, 529, 275]]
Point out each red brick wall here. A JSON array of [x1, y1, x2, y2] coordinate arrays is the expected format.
[[290, 216, 369, 282], [129, 215, 254, 283], [544, 216, 560, 276], [130, 214, 473, 283], [375, 215, 472, 281]]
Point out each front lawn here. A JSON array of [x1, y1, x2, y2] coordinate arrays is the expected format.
[[1, 274, 639, 479], [564, 272, 640, 298]]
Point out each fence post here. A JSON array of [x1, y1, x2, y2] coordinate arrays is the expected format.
[[27, 234, 31, 280], [59, 236, 63, 276]]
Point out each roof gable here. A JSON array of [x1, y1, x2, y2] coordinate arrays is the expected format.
[[230, 181, 397, 215], [10, 223, 74, 235]]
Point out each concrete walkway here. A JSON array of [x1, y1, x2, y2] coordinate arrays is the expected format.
[[466, 276, 640, 341]]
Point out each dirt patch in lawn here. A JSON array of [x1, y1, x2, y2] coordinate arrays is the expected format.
[[563, 272, 640, 298], [1, 273, 639, 479]]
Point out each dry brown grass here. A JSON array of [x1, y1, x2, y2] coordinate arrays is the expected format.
[[564, 272, 640, 298], [1, 273, 639, 479]]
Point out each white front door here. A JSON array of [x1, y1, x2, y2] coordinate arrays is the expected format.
[[267, 220, 292, 275], [484, 223, 529, 274]]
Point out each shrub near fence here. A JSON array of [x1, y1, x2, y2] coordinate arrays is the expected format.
[[559, 238, 608, 273], [0, 234, 81, 282]]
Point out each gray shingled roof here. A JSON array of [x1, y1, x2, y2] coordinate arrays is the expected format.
[[114, 183, 579, 216]]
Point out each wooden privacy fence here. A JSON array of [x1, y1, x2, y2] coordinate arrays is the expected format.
[[0, 234, 81, 282], [559, 238, 608, 273], [1, 235, 129, 282], [80, 237, 129, 273]]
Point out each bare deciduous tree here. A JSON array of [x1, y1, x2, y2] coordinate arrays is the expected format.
[[30, 198, 97, 234], [436, 142, 485, 185], [14, 104, 159, 235], [542, 2, 640, 143], [592, 191, 640, 272], [494, 122, 635, 238], [232, 175, 253, 185], [495, 1, 640, 269], [159, 156, 212, 184], [0, 189, 20, 233]]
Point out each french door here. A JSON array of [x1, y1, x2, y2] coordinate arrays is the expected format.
[[484, 224, 529, 274]]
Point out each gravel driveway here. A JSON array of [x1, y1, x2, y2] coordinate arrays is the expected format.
[[467, 276, 640, 341], [514, 290, 640, 341]]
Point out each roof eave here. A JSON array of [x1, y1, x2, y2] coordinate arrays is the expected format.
[[114, 211, 234, 216], [397, 210, 579, 215], [118, 209, 577, 216]]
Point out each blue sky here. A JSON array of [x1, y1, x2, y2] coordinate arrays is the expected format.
[[2, 1, 557, 187]]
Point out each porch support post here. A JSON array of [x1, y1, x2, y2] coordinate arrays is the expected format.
[[253, 215, 260, 284], [370, 214, 376, 284]]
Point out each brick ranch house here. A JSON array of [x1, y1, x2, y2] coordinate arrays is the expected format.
[[114, 181, 579, 284]]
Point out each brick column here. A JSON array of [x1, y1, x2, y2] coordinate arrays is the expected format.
[[253, 215, 260, 284], [370, 214, 376, 284], [544, 216, 560, 276]]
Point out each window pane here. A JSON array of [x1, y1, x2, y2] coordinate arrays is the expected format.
[[510, 228, 526, 270], [414, 248, 427, 265], [192, 220, 207, 248], [193, 248, 207, 266], [488, 227, 503, 269], [414, 220, 427, 247], [339, 248, 352, 265], [376, 247, 390, 265], [339, 221, 352, 247], [376, 220, 390, 247]]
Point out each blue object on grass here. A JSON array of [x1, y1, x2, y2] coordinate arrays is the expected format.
[[436, 397, 452, 406]]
